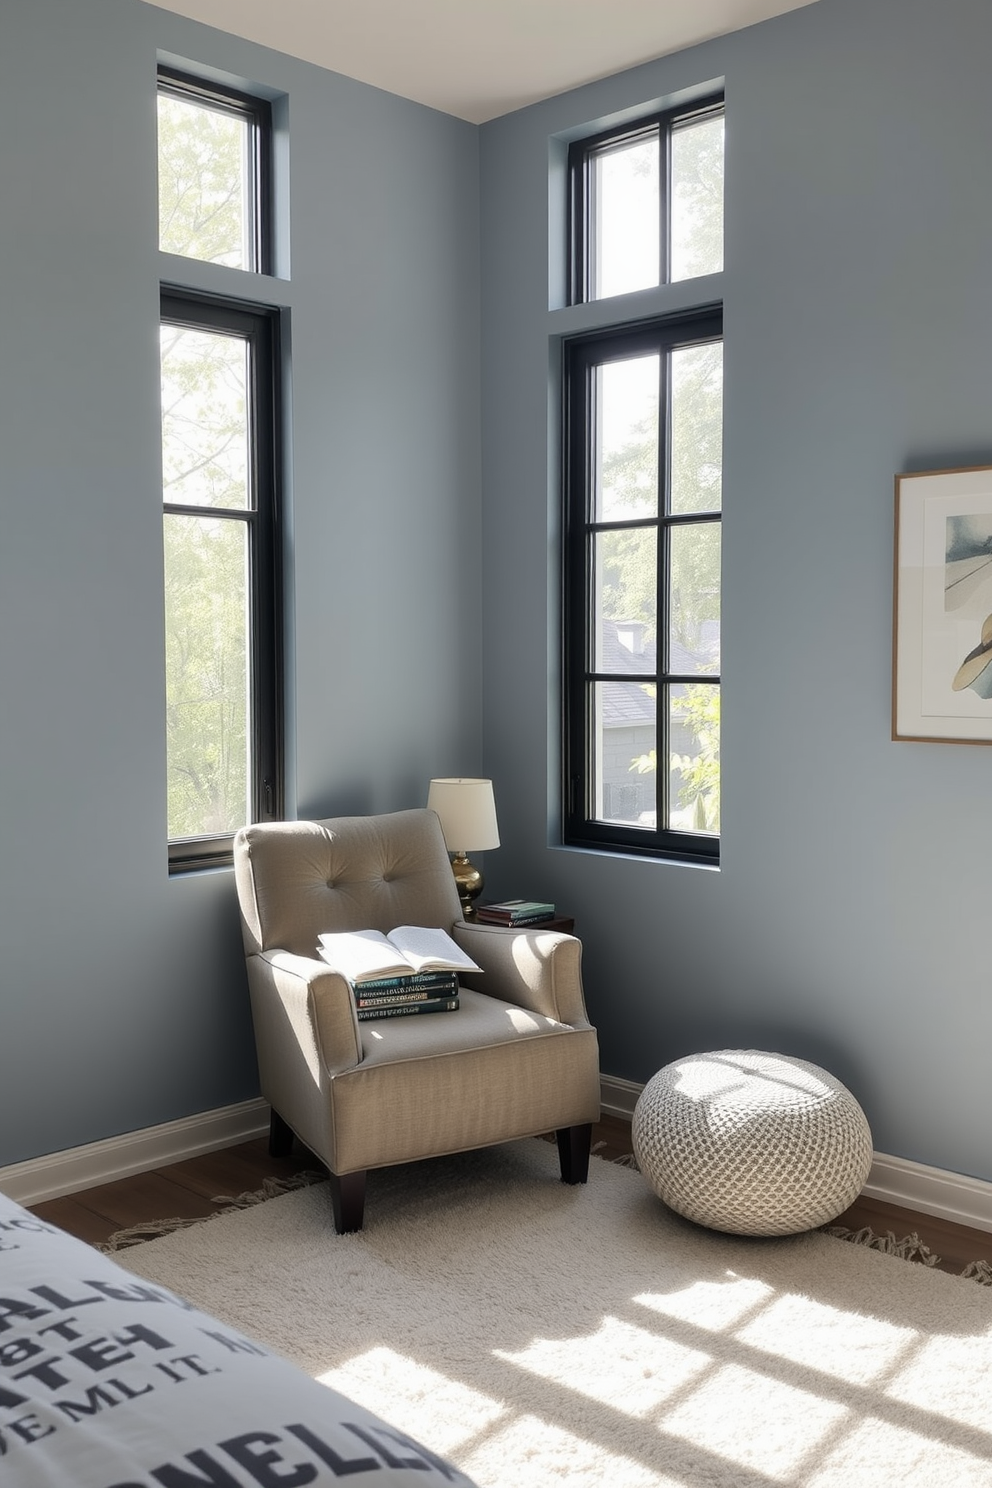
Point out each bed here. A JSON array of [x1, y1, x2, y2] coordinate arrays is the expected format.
[[0, 1190, 475, 1486]]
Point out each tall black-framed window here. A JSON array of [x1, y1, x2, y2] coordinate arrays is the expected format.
[[160, 291, 283, 872], [157, 66, 272, 275], [563, 309, 723, 863], [568, 96, 724, 305]]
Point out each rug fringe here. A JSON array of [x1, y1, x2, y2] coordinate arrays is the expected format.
[[826, 1224, 992, 1286], [591, 1140, 640, 1170], [824, 1224, 942, 1267], [98, 1171, 326, 1253], [960, 1257, 992, 1286]]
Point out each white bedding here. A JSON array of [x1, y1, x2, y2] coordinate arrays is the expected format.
[[0, 1191, 474, 1487]]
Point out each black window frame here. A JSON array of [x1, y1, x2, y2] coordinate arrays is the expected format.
[[157, 66, 273, 277], [161, 289, 284, 874], [562, 307, 723, 866], [567, 95, 724, 306]]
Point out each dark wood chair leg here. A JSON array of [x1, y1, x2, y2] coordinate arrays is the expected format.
[[329, 1170, 367, 1234], [268, 1108, 295, 1158], [557, 1123, 592, 1185]]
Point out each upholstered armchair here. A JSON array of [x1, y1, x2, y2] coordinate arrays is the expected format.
[[233, 809, 601, 1233]]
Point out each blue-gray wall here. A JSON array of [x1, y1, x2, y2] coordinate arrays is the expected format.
[[480, 0, 992, 1180], [3, 0, 991, 1187], [0, 0, 480, 1163]]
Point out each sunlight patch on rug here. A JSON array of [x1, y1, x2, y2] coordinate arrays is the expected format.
[[319, 1347, 507, 1457], [634, 1272, 775, 1329], [319, 1347, 685, 1486], [661, 1361, 851, 1478], [735, 1290, 919, 1384], [805, 1416, 992, 1487], [496, 1316, 712, 1415], [885, 1329, 992, 1433], [461, 1411, 684, 1488]]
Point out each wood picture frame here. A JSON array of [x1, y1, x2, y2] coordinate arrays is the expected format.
[[893, 465, 992, 743]]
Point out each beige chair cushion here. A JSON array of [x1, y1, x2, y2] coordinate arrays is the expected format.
[[330, 989, 600, 1171]]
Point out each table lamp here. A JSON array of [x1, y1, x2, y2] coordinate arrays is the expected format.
[[427, 777, 500, 919]]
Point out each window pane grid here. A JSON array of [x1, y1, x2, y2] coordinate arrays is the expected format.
[[564, 312, 721, 861]]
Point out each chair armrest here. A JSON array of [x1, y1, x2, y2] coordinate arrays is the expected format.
[[451, 922, 591, 1027], [255, 950, 362, 1075]]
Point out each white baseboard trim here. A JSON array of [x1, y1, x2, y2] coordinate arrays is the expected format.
[[600, 1073, 642, 1120], [862, 1152, 992, 1235], [0, 1098, 270, 1208], [601, 1073, 992, 1236]]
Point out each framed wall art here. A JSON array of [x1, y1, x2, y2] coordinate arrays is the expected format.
[[893, 465, 992, 743]]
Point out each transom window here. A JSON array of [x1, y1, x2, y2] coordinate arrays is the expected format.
[[568, 99, 724, 303], [157, 67, 271, 273]]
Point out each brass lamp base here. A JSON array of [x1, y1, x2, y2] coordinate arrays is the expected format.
[[451, 852, 484, 920]]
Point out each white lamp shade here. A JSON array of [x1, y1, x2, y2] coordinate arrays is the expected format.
[[427, 778, 500, 853]]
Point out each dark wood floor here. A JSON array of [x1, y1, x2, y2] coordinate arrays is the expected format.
[[28, 1112, 992, 1278]]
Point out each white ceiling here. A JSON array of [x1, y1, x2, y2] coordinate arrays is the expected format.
[[146, 0, 818, 123]]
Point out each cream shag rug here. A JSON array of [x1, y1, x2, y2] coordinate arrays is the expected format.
[[120, 1139, 992, 1488]]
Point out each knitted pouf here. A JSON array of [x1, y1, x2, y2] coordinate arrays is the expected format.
[[631, 1049, 873, 1236]]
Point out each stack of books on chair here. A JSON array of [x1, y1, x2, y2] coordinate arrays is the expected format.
[[476, 898, 556, 926], [316, 926, 480, 1019]]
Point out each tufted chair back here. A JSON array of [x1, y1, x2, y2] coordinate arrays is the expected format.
[[234, 809, 463, 959]]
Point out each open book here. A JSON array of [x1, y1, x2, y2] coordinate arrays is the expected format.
[[316, 926, 482, 984]]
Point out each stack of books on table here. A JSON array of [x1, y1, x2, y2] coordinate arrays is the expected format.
[[316, 925, 481, 1020], [476, 898, 556, 927]]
